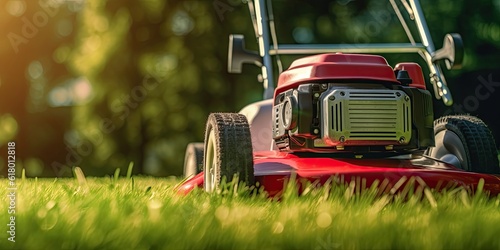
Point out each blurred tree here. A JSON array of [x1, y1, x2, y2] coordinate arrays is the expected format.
[[0, 0, 77, 176], [58, 0, 257, 176]]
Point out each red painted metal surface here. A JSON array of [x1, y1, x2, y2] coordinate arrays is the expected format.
[[177, 151, 500, 197], [275, 53, 399, 96], [176, 172, 204, 195]]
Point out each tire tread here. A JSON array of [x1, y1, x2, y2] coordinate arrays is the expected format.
[[204, 113, 255, 189], [434, 115, 499, 174]]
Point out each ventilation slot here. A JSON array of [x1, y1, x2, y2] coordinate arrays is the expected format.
[[349, 92, 396, 99], [275, 107, 280, 130], [404, 104, 410, 133], [331, 103, 343, 132]]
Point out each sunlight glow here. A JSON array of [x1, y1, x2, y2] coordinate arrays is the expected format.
[[48, 77, 93, 107], [28, 61, 44, 80], [48, 87, 71, 106], [5, 0, 26, 17], [72, 78, 92, 103], [0, 114, 19, 144], [171, 10, 194, 36]]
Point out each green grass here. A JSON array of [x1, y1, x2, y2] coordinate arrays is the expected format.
[[2, 171, 500, 250]]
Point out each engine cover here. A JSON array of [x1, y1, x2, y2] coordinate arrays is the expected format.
[[320, 88, 412, 148], [273, 83, 434, 154]]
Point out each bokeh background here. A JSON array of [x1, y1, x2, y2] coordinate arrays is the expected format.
[[0, 0, 499, 177]]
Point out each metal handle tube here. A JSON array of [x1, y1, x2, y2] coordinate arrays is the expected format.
[[269, 43, 426, 55], [255, 0, 275, 99], [410, 0, 453, 105], [410, 0, 435, 52]]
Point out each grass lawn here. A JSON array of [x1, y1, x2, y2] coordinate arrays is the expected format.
[[2, 168, 500, 250]]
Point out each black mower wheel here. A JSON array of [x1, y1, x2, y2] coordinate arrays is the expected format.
[[203, 113, 255, 192], [183, 142, 204, 179], [428, 115, 500, 174]]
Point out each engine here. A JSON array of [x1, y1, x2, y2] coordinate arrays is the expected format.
[[272, 53, 435, 155]]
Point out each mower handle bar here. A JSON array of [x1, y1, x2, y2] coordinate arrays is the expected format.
[[238, 0, 456, 106], [268, 42, 452, 106]]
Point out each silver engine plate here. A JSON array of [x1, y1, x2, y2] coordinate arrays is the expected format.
[[320, 88, 412, 147]]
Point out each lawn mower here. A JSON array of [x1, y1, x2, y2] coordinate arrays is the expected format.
[[178, 0, 500, 196]]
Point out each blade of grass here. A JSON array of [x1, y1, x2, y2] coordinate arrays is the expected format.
[[114, 168, 121, 181], [126, 162, 134, 179], [72, 166, 88, 193]]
